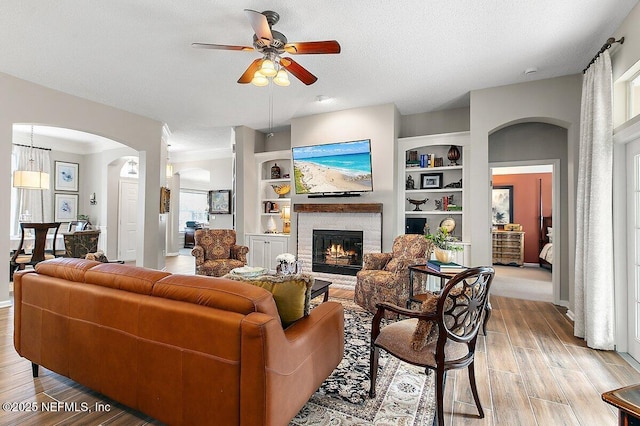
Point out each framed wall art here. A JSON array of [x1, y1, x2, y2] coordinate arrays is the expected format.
[[208, 190, 232, 214], [420, 172, 443, 189], [54, 161, 79, 192], [492, 185, 513, 225], [54, 193, 79, 222], [160, 187, 171, 214]]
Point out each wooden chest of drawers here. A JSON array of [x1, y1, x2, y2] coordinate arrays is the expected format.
[[492, 231, 525, 266]]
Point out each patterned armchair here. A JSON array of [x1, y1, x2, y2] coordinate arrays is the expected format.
[[354, 234, 433, 318], [191, 229, 249, 277]]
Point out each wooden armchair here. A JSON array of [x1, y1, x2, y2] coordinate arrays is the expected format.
[[369, 266, 494, 426], [191, 229, 249, 277], [10, 222, 61, 280], [354, 234, 433, 318]]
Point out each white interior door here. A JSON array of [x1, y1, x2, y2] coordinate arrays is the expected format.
[[627, 138, 640, 362], [118, 180, 138, 261]]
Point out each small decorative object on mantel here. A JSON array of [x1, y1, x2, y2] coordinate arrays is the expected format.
[[407, 198, 428, 211], [406, 175, 415, 190], [271, 163, 281, 179], [434, 199, 443, 211], [447, 145, 461, 166], [272, 184, 291, 198]]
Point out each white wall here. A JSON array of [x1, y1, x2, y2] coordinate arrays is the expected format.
[[1, 73, 163, 307], [470, 74, 582, 308], [289, 103, 399, 254]]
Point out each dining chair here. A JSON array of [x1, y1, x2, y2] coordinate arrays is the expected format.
[[10, 222, 62, 280], [369, 266, 494, 426]]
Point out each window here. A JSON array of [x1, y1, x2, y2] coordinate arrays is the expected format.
[[629, 70, 640, 120], [179, 190, 208, 229]]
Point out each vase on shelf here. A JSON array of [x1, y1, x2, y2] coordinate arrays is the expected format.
[[434, 247, 455, 263], [447, 145, 461, 166]]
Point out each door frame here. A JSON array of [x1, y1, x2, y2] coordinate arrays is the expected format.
[[489, 159, 561, 305]]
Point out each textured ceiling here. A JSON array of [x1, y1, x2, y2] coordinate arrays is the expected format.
[[1, 1, 637, 155]]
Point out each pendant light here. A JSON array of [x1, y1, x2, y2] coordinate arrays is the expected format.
[[13, 125, 50, 190]]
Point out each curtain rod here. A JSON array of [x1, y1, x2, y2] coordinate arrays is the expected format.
[[583, 37, 624, 73], [12, 143, 52, 151]]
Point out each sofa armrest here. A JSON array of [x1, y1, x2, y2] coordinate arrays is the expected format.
[[362, 252, 392, 270], [239, 302, 344, 426], [191, 246, 204, 265], [231, 244, 249, 263]]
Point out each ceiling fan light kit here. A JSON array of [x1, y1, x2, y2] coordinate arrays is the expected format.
[[193, 9, 341, 86]]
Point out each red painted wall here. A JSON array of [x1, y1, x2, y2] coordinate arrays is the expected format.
[[493, 173, 552, 264]]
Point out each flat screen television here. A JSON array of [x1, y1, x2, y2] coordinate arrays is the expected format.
[[292, 139, 373, 196]]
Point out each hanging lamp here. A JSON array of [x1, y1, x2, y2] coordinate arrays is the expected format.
[[13, 125, 50, 190]]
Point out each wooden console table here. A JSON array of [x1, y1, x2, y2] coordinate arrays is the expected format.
[[603, 384, 640, 425]]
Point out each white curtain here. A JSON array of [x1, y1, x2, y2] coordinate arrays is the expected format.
[[11, 144, 52, 235], [574, 50, 614, 349]]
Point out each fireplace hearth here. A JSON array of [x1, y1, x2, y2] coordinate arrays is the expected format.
[[312, 230, 363, 276]]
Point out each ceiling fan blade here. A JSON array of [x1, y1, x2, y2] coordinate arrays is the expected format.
[[280, 57, 318, 85], [238, 58, 262, 84], [244, 9, 273, 46], [284, 40, 341, 55], [192, 42, 254, 51]]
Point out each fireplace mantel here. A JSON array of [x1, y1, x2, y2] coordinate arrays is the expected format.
[[294, 203, 383, 214]]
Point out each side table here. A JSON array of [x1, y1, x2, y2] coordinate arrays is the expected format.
[[603, 384, 640, 425], [311, 279, 332, 302]]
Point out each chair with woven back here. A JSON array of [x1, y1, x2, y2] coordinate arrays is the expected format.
[[10, 222, 62, 280], [369, 266, 495, 426]]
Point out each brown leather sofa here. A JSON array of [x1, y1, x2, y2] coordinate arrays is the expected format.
[[13, 258, 344, 426]]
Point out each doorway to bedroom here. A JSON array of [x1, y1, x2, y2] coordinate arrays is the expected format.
[[490, 163, 557, 303]]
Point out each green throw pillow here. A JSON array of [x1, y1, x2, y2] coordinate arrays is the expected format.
[[225, 273, 314, 326]]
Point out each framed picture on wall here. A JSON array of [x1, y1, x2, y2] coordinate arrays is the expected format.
[[208, 190, 232, 214], [54, 161, 79, 191], [54, 193, 78, 222], [492, 185, 513, 225]]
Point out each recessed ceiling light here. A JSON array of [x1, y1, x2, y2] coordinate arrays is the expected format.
[[524, 67, 538, 76], [315, 95, 331, 103]]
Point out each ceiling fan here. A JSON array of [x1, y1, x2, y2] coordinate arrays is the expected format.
[[192, 9, 341, 86]]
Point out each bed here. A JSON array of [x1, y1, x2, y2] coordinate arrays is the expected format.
[[539, 216, 553, 270]]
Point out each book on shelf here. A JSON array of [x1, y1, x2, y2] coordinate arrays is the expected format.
[[426, 260, 468, 274]]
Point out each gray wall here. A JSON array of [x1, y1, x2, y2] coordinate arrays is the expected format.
[[400, 107, 470, 137], [289, 103, 400, 253], [489, 122, 569, 300], [470, 74, 582, 308]]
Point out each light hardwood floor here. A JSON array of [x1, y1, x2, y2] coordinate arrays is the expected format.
[[1, 255, 637, 425]]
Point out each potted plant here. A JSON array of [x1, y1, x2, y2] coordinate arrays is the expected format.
[[425, 227, 462, 263]]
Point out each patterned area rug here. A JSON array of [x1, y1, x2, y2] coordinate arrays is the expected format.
[[291, 299, 436, 425]]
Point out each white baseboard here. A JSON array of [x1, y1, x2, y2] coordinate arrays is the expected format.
[[166, 252, 179, 257], [566, 309, 575, 321]]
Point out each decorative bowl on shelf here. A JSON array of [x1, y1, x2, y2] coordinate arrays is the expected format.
[[407, 198, 428, 211], [272, 184, 291, 198]]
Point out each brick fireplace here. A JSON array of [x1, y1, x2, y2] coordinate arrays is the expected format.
[[294, 203, 382, 289]]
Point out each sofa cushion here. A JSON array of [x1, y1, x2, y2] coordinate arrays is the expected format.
[[223, 273, 314, 326], [153, 274, 279, 318], [35, 258, 101, 283], [85, 262, 171, 295]]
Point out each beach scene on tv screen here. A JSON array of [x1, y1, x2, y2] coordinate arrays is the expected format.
[[293, 140, 373, 194]]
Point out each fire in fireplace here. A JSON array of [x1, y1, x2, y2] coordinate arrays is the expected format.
[[312, 230, 363, 276]]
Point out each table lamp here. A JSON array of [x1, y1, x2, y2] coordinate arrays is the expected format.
[[280, 205, 291, 234]]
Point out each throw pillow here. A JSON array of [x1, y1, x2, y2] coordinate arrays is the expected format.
[[411, 285, 471, 351], [224, 273, 314, 327], [411, 292, 440, 351]]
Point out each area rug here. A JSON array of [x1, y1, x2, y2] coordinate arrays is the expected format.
[[290, 299, 436, 425]]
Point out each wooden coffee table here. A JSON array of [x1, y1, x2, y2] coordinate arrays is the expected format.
[[311, 279, 332, 302]]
